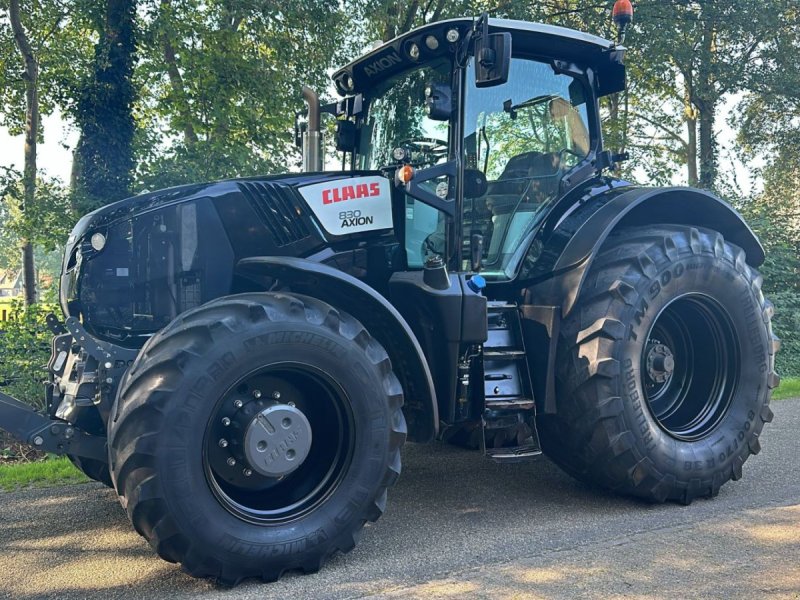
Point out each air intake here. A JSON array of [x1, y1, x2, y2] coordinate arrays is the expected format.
[[238, 181, 312, 247]]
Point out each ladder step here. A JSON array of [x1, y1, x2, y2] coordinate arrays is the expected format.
[[487, 302, 518, 311], [484, 350, 526, 359], [486, 445, 542, 462], [485, 398, 536, 410]]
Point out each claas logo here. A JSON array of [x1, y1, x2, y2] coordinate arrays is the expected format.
[[322, 182, 381, 205]]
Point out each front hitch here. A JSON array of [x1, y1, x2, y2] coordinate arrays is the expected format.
[[0, 390, 107, 461]]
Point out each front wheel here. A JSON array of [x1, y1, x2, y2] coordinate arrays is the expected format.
[[539, 225, 779, 504], [108, 293, 406, 585]]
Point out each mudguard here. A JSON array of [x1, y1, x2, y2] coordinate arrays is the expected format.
[[525, 185, 764, 317], [237, 256, 438, 442]]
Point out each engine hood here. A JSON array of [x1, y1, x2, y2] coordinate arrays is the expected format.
[[65, 171, 396, 267], [60, 171, 398, 334]]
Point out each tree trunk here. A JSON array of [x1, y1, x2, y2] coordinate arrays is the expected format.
[[9, 0, 38, 305], [697, 99, 716, 189], [686, 115, 698, 186], [695, 6, 718, 190], [73, 0, 137, 213], [682, 73, 699, 187]]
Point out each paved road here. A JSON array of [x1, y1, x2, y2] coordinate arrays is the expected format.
[[1, 400, 799, 600]]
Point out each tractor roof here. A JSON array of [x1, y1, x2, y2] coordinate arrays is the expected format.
[[333, 17, 624, 97]]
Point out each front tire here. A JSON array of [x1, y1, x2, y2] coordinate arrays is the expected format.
[[539, 226, 779, 503], [108, 293, 406, 584], [68, 455, 113, 488]]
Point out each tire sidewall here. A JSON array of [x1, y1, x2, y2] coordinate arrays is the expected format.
[[150, 317, 392, 568], [618, 248, 770, 480]]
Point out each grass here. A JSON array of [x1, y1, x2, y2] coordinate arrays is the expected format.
[[773, 377, 800, 401], [0, 456, 89, 492]]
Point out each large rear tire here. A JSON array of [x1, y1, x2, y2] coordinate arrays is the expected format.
[[538, 225, 778, 504], [108, 293, 406, 585]]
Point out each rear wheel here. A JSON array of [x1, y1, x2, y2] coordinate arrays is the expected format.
[[539, 226, 779, 503], [108, 293, 406, 584]]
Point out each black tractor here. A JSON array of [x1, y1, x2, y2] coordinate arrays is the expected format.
[[0, 9, 779, 586]]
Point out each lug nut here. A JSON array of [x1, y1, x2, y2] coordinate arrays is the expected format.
[[253, 390, 262, 399], [226, 457, 236, 466], [221, 417, 231, 426], [218, 438, 229, 448], [33, 436, 44, 446], [233, 399, 243, 409], [271, 391, 281, 400], [243, 468, 253, 477], [104, 361, 113, 369], [287, 401, 295, 407]]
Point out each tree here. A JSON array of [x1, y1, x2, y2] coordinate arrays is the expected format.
[[132, 0, 347, 189], [6, 0, 38, 304], [71, 0, 137, 213]]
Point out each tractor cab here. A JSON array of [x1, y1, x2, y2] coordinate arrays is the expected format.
[[310, 17, 626, 280]]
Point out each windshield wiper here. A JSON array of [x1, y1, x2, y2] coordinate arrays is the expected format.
[[503, 94, 558, 119]]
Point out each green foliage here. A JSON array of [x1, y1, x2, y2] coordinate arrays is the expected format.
[[738, 158, 800, 376], [768, 292, 800, 378], [0, 301, 55, 410], [0, 166, 75, 291], [134, 0, 346, 190]]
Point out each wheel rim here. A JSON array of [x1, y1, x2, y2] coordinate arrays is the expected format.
[[203, 363, 354, 524], [642, 294, 740, 441]]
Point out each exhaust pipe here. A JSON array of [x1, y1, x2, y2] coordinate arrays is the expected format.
[[302, 85, 323, 172]]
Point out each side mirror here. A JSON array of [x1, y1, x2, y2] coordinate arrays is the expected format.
[[464, 168, 488, 198], [334, 120, 358, 153], [424, 83, 452, 121], [474, 32, 511, 88]]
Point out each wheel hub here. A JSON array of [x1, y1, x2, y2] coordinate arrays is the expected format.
[[646, 342, 675, 384], [243, 404, 312, 478]]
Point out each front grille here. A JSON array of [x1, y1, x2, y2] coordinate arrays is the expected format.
[[238, 181, 311, 246]]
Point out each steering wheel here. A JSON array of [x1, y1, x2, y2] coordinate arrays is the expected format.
[[397, 137, 449, 167]]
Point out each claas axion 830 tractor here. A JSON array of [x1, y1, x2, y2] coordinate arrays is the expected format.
[[0, 4, 779, 585]]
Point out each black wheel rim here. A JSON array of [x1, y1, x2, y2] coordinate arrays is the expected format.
[[203, 363, 354, 524], [642, 294, 740, 441]]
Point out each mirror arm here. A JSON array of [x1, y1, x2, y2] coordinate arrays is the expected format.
[[399, 161, 458, 216]]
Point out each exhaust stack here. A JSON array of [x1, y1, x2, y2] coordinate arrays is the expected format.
[[302, 85, 323, 172]]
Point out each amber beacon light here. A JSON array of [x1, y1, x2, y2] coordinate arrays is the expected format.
[[612, 0, 634, 43]]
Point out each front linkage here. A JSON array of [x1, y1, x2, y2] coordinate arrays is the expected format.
[[0, 314, 134, 466]]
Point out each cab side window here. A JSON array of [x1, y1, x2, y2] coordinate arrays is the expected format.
[[464, 58, 591, 275]]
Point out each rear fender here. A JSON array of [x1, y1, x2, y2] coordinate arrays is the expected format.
[[237, 256, 438, 442], [525, 186, 764, 317]]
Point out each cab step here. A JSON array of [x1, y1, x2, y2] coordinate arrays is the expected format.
[[480, 302, 541, 462]]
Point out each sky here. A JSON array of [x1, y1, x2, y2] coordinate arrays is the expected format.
[[0, 108, 78, 183]]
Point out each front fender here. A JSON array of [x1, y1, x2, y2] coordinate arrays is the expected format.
[[525, 186, 764, 317], [237, 256, 438, 442]]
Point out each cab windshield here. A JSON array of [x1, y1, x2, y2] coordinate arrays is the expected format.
[[357, 58, 452, 171], [357, 58, 453, 268]]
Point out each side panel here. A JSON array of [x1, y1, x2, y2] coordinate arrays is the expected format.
[[237, 256, 438, 443]]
